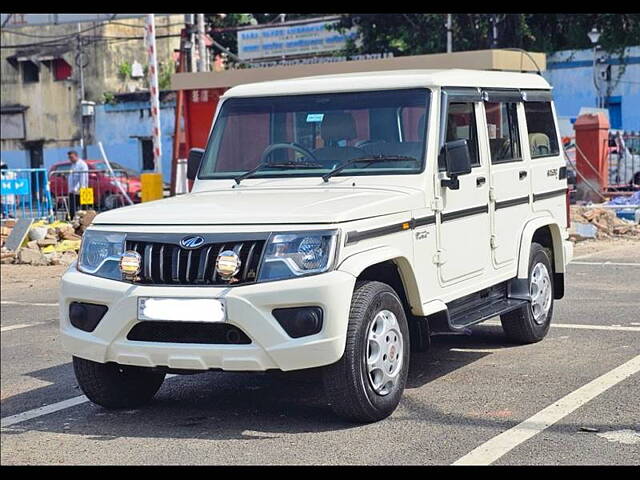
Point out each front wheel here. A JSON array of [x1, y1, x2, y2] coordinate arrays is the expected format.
[[322, 281, 410, 423], [501, 242, 554, 344], [73, 356, 166, 409]]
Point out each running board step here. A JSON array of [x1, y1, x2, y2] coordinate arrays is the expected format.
[[449, 298, 528, 330]]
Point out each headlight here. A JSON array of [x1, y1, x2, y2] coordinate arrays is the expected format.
[[258, 230, 339, 282], [78, 230, 125, 280]]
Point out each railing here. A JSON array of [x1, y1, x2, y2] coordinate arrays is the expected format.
[[608, 134, 640, 189], [48, 168, 139, 220], [1, 168, 54, 221]]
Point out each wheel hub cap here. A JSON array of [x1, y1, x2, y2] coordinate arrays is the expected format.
[[366, 309, 403, 396], [530, 262, 552, 324]]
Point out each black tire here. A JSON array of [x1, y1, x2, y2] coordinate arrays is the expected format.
[[322, 281, 410, 423], [500, 242, 554, 344], [73, 356, 166, 409]]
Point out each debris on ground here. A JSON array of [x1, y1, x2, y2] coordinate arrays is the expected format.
[[570, 205, 640, 242], [0, 209, 96, 265]]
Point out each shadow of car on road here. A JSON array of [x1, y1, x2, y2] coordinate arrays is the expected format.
[[3, 322, 529, 440]]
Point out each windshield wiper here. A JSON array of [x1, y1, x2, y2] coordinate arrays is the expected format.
[[322, 155, 415, 182], [234, 161, 324, 185]]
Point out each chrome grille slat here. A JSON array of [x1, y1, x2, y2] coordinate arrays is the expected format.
[[212, 244, 226, 282], [144, 244, 153, 280], [171, 246, 180, 282], [197, 246, 212, 283], [159, 245, 165, 283], [242, 242, 256, 281], [186, 250, 193, 283]]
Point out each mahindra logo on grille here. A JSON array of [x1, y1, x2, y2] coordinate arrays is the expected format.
[[180, 236, 205, 249]]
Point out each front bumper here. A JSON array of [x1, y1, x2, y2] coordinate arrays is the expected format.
[[60, 266, 356, 372]]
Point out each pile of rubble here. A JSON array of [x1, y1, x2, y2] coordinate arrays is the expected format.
[[570, 205, 640, 242], [1, 210, 97, 266]]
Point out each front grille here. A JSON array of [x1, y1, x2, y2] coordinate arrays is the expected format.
[[125, 239, 265, 286], [127, 321, 252, 344]]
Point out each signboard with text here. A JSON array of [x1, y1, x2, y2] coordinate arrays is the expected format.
[[238, 19, 359, 61]]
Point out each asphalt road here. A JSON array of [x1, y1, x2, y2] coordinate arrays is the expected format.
[[1, 244, 639, 465]]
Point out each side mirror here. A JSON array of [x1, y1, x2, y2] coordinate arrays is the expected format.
[[187, 148, 204, 181], [440, 139, 472, 190]]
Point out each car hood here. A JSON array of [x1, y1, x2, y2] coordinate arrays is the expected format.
[[93, 186, 425, 225]]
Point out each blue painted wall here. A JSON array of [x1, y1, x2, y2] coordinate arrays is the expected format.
[[544, 46, 640, 131], [94, 100, 176, 183], [1, 100, 175, 183]]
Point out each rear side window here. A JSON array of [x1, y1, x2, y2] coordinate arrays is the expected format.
[[524, 102, 560, 158], [439, 102, 480, 170], [485, 102, 521, 163]]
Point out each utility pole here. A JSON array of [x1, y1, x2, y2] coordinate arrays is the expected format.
[[76, 23, 87, 159], [280, 13, 286, 63], [490, 14, 498, 48], [446, 14, 452, 53], [145, 14, 162, 175], [185, 14, 196, 72], [196, 13, 208, 72]]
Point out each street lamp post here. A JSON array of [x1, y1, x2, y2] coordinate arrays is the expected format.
[[588, 27, 601, 109]]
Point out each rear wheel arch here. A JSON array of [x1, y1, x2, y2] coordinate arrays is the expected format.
[[518, 220, 566, 299]]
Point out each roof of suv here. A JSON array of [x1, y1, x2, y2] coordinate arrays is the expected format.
[[223, 69, 551, 98]]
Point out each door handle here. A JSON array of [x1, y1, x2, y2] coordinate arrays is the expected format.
[[519, 170, 528, 180], [476, 176, 486, 187]]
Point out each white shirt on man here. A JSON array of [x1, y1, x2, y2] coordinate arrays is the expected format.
[[67, 158, 89, 194]]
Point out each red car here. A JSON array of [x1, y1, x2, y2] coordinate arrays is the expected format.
[[49, 159, 142, 210]]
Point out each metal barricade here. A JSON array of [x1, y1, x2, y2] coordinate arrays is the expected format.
[[1, 168, 54, 221], [608, 133, 640, 188], [48, 168, 136, 220]]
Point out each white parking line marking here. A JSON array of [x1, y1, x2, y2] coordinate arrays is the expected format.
[[550, 324, 640, 332], [0, 323, 47, 333], [1, 396, 89, 428], [571, 245, 640, 261], [1, 301, 59, 307], [1, 374, 177, 429], [452, 354, 640, 465], [450, 348, 501, 353], [570, 261, 640, 267], [482, 320, 640, 332]]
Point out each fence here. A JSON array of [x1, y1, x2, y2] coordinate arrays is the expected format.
[[608, 133, 640, 188], [1, 168, 54, 221], [48, 168, 139, 220]]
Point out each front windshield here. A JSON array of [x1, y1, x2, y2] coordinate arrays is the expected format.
[[199, 88, 431, 180]]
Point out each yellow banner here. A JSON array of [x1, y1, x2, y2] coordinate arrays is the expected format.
[[80, 187, 94, 205]]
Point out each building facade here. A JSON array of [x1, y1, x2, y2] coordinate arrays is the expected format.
[[544, 46, 640, 132], [1, 15, 181, 181]]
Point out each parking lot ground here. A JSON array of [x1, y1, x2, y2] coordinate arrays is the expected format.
[[1, 242, 639, 465]]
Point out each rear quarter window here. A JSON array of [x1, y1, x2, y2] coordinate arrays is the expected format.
[[524, 102, 560, 158]]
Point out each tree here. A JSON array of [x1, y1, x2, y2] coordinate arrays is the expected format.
[[333, 13, 640, 56]]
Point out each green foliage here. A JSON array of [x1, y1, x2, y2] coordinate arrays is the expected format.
[[158, 62, 173, 90], [333, 14, 640, 56], [101, 91, 116, 105], [202, 13, 639, 72], [118, 61, 132, 80]]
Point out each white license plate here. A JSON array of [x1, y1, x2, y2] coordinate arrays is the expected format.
[[137, 297, 226, 323]]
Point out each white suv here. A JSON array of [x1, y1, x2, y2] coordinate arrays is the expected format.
[[60, 69, 573, 422]]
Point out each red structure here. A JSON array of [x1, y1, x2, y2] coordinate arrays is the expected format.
[[574, 112, 610, 202]]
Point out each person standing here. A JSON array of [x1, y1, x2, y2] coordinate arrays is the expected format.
[[67, 150, 88, 220]]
